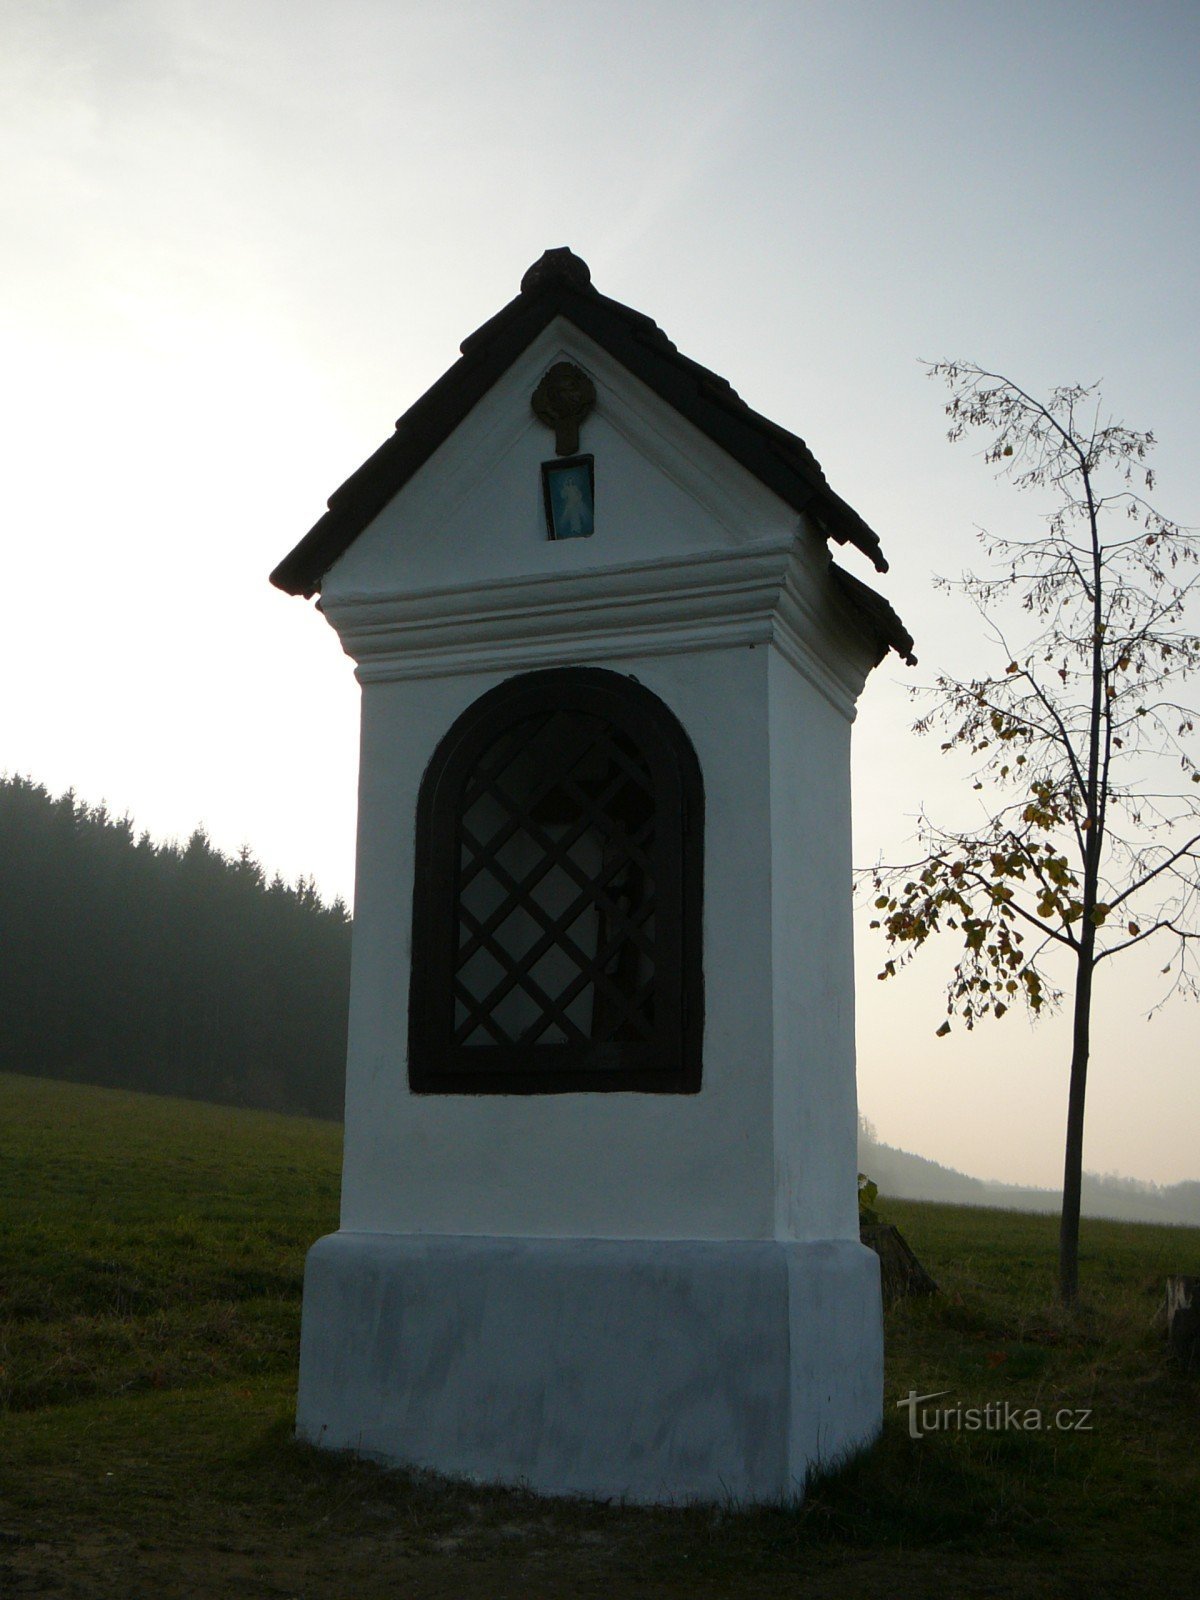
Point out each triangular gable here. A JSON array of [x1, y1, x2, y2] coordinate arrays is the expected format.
[[273, 248, 891, 592], [271, 248, 914, 665], [318, 318, 822, 599]]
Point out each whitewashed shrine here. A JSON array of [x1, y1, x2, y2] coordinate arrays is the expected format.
[[272, 248, 913, 1503]]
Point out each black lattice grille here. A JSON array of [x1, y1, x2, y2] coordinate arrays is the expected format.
[[409, 666, 703, 1095], [452, 710, 657, 1049]]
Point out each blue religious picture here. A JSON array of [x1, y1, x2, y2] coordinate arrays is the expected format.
[[542, 456, 595, 540]]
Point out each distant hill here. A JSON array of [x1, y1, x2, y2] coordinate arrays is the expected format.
[[859, 1123, 1200, 1228]]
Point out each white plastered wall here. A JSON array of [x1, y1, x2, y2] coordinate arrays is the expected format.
[[340, 646, 773, 1239], [769, 647, 864, 1241]]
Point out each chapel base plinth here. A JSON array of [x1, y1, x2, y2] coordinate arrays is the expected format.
[[295, 1230, 883, 1504]]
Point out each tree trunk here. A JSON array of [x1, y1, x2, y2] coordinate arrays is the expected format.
[[1166, 1277, 1200, 1372], [861, 1223, 938, 1307], [1059, 454, 1106, 1308], [1059, 943, 1095, 1304]]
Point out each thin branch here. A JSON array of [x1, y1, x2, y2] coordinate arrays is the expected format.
[[1108, 834, 1200, 910], [1096, 919, 1200, 965]]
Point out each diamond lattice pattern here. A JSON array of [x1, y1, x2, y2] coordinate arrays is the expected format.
[[454, 710, 657, 1047]]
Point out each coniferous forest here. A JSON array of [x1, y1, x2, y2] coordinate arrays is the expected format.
[[0, 775, 351, 1118]]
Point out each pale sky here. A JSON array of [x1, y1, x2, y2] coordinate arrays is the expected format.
[[2, 1, 1197, 1187]]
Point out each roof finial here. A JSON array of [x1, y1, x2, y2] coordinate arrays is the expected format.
[[520, 247, 592, 296]]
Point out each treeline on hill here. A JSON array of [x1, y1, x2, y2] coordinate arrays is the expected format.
[[858, 1116, 1200, 1228], [0, 775, 351, 1118]]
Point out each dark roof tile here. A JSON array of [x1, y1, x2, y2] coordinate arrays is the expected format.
[[831, 564, 916, 666]]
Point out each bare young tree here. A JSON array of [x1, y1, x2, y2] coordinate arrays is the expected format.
[[867, 363, 1200, 1303]]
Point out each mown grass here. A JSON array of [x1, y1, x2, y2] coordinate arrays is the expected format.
[[1, 1069, 1197, 1599], [0, 1072, 341, 1411]]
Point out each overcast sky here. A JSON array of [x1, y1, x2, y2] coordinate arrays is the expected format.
[[3, 0, 1197, 1188]]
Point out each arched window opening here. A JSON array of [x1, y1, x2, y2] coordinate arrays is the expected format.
[[409, 668, 703, 1093]]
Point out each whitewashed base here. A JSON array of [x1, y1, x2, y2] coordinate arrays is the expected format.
[[295, 1232, 883, 1504]]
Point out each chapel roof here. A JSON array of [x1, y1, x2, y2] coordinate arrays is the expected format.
[[271, 248, 914, 664]]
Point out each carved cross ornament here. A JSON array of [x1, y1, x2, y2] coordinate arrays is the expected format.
[[532, 361, 596, 455]]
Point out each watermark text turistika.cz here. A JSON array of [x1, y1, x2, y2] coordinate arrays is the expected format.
[[897, 1390, 1093, 1440]]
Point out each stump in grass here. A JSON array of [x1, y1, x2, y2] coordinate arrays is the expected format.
[[861, 1223, 938, 1308], [1166, 1276, 1200, 1372]]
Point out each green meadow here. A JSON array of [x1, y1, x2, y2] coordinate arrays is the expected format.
[[1, 1069, 1196, 1599]]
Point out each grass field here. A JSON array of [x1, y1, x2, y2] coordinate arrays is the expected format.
[[1, 1069, 1197, 1598]]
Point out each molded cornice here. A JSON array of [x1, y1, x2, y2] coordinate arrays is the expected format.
[[321, 539, 876, 718]]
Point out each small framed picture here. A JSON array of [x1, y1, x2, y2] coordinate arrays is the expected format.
[[542, 455, 595, 540]]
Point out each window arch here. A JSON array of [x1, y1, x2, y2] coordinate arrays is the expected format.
[[408, 667, 703, 1094]]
